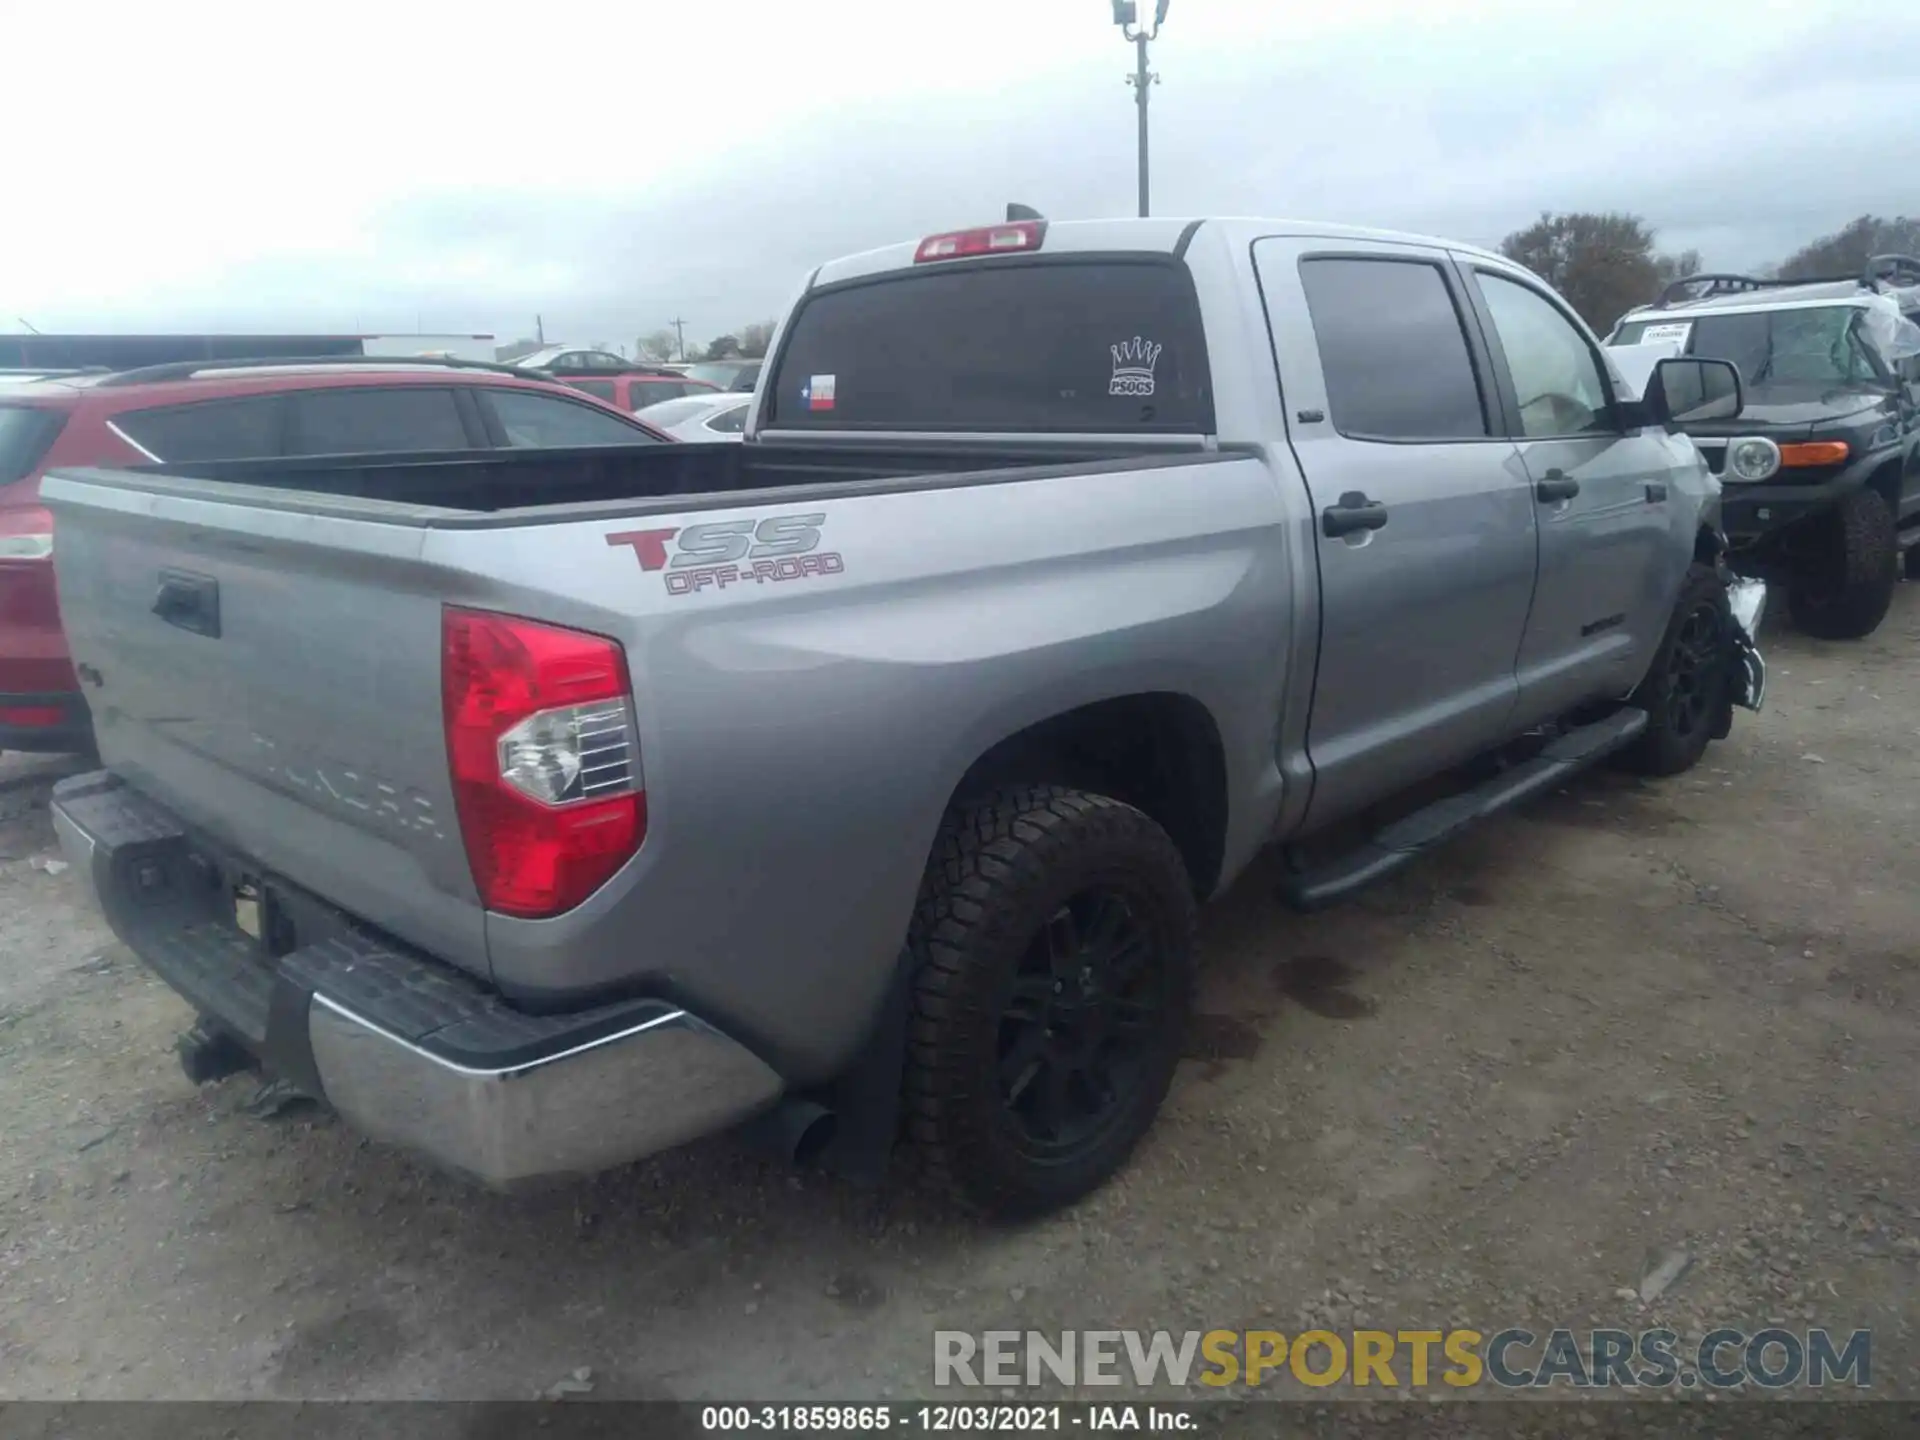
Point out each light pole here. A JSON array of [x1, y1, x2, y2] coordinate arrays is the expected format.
[[1112, 0, 1169, 218]]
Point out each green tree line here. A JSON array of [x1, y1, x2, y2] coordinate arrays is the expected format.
[[1499, 212, 1920, 334]]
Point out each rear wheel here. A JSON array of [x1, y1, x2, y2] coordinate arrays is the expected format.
[[1786, 488, 1898, 640], [1619, 563, 1733, 778], [903, 786, 1194, 1218]]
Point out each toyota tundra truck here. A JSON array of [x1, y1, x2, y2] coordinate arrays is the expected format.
[[43, 216, 1766, 1218]]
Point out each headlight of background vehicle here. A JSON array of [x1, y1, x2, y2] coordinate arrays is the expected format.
[[1725, 436, 1781, 483]]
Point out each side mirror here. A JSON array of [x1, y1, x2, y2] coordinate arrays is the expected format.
[[1644, 357, 1742, 427]]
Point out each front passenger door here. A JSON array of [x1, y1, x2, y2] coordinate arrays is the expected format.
[[1466, 267, 1687, 722]]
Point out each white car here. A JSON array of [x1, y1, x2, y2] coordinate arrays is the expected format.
[[636, 392, 752, 441], [504, 345, 634, 375]]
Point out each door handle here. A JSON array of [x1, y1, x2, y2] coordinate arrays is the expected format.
[[1321, 492, 1390, 538], [1534, 470, 1580, 503], [152, 569, 221, 638], [1644, 481, 1669, 503]]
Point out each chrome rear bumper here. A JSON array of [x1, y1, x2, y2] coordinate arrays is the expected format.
[[52, 772, 783, 1190]]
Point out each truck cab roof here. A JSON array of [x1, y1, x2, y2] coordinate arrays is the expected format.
[[809, 216, 1512, 289]]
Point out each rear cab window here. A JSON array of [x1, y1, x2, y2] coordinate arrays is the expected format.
[[764, 259, 1214, 432]]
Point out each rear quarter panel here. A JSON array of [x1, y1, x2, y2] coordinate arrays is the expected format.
[[436, 456, 1296, 1080]]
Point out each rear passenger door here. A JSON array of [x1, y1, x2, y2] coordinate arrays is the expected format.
[[1461, 265, 1683, 719], [1254, 239, 1539, 825]]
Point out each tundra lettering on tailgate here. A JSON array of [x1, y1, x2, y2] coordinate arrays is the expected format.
[[606, 513, 846, 596]]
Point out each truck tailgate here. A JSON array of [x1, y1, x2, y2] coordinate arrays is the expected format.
[[45, 474, 489, 976]]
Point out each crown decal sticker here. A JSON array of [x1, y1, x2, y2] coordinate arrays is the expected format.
[[1109, 335, 1163, 397]]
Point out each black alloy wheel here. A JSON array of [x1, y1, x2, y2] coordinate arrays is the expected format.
[[997, 888, 1167, 1154], [1661, 598, 1725, 743]]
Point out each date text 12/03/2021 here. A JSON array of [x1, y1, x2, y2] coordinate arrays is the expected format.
[[700, 1406, 1192, 1432]]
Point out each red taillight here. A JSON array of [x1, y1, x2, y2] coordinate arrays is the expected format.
[[441, 607, 645, 919], [0, 507, 54, 562], [914, 221, 1046, 263]]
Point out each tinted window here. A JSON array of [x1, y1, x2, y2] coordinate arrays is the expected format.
[[1299, 258, 1488, 440], [115, 396, 286, 461], [706, 403, 749, 433], [287, 387, 469, 455], [486, 390, 658, 447], [0, 406, 67, 485], [570, 380, 617, 401], [1476, 273, 1614, 437], [625, 380, 682, 408], [767, 261, 1213, 431]]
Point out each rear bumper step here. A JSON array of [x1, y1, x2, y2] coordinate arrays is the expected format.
[[51, 772, 783, 1189], [1279, 707, 1649, 912]]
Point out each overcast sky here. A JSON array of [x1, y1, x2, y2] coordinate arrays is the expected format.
[[6, 0, 1918, 349]]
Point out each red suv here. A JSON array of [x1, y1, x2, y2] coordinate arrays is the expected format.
[[557, 371, 720, 413], [0, 357, 668, 756]]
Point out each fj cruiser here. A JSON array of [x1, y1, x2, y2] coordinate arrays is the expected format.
[[1609, 255, 1920, 639], [44, 216, 1765, 1217]]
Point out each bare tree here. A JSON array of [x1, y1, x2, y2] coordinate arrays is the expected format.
[[735, 321, 777, 359], [1777, 216, 1920, 280], [1499, 212, 1664, 333], [637, 329, 679, 362], [1654, 249, 1703, 286]]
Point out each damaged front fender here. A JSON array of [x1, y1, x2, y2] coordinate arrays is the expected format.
[[1726, 576, 1768, 713]]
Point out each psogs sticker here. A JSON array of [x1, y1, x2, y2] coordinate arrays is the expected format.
[[1108, 336, 1162, 397], [802, 374, 836, 411]]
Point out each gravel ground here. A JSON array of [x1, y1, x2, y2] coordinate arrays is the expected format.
[[1, 586, 1916, 1406]]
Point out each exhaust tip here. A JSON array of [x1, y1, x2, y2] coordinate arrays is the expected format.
[[742, 1097, 838, 1168]]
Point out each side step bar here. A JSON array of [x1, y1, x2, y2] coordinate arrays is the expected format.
[[1278, 707, 1648, 912]]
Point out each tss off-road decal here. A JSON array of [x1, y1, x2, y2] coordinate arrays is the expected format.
[[607, 513, 845, 596]]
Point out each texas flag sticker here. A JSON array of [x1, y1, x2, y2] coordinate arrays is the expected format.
[[804, 374, 836, 411]]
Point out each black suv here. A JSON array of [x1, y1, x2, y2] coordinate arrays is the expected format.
[[1609, 255, 1920, 639]]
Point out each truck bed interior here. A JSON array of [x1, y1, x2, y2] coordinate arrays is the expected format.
[[134, 440, 1203, 514]]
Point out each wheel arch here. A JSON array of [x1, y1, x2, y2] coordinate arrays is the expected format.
[[944, 690, 1231, 899]]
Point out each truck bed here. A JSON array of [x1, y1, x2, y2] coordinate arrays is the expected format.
[[126, 439, 1201, 517]]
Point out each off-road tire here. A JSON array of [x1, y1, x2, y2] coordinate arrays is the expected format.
[[1619, 563, 1734, 778], [1786, 488, 1898, 640], [903, 785, 1195, 1219]]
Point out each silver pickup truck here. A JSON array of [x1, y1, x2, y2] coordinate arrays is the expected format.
[[44, 217, 1766, 1218]]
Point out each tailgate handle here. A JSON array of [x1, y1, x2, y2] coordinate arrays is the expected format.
[[152, 570, 221, 639]]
